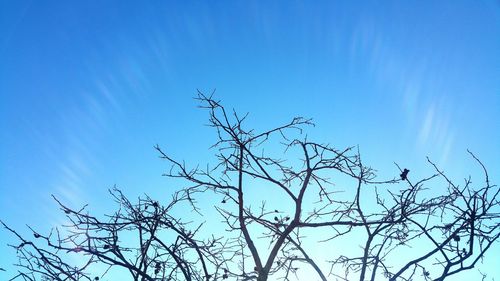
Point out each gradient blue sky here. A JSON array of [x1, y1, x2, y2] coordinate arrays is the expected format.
[[1, 1, 499, 279]]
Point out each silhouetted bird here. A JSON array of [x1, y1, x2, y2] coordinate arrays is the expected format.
[[400, 169, 410, 180]]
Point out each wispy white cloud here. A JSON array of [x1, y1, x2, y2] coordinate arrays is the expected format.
[[418, 104, 435, 145], [348, 18, 456, 165]]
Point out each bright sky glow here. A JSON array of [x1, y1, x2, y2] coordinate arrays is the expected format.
[[0, 1, 499, 280]]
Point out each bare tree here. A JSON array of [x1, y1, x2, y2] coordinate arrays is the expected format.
[[2, 188, 227, 281], [3, 93, 499, 281]]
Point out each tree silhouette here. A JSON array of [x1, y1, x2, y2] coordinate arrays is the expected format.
[[2, 93, 499, 281]]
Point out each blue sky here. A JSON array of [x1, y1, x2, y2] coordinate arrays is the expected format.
[[0, 1, 499, 280]]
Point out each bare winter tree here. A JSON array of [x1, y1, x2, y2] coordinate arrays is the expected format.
[[2, 93, 499, 281], [2, 188, 228, 281]]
